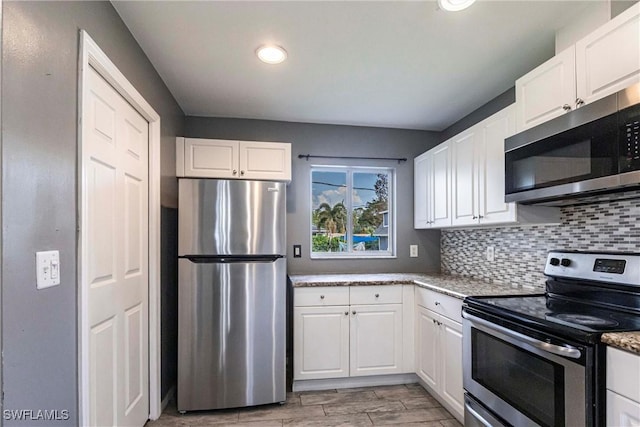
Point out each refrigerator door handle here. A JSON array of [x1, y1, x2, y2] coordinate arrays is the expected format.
[[182, 255, 284, 264]]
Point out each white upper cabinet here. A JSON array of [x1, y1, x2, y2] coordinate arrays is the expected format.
[[177, 137, 291, 181], [414, 143, 452, 229], [516, 47, 577, 131], [516, 3, 640, 132], [451, 129, 479, 226], [414, 152, 430, 229], [415, 105, 559, 229], [477, 105, 518, 224], [576, 2, 640, 105], [431, 143, 452, 228]]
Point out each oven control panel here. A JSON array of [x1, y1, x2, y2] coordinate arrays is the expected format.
[[593, 258, 626, 274], [545, 251, 639, 286]]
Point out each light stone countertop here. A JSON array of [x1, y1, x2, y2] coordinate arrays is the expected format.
[[601, 332, 640, 355], [288, 273, 542, 300]]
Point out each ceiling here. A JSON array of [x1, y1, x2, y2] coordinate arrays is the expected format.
[[112, 1, 598, 131]]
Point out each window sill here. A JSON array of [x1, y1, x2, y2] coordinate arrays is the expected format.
[[310, 254, 397, 260]]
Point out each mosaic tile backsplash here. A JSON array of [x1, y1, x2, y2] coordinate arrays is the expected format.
[[441, 191, 640, 289]]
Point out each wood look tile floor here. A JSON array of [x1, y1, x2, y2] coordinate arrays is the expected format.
[[148, 384, 463, 427]]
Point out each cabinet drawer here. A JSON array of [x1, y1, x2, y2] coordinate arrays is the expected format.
[[294, 287, 350, 307], [607, 347, 640, 402], [350, 285, 402, 305], [416, 287, 462, 323]]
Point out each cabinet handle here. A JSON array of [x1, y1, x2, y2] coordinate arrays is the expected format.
[[435, 301, 441, 306], [432, 318, 436, 324], [562, 104, 572, 112], [233, 169, 238, 175], [240, 170, 245, 176], [352, 310, 356, 315], [576, 98, 584, 108], [472, 216, 478, 220], [375, 293, 380, 298], [320, 295, 325, 299], [478, 215, 484, 219], [344, 311, 349, 316]]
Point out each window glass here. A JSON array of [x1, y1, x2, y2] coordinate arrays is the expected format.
[[311, 167, 394, 257]]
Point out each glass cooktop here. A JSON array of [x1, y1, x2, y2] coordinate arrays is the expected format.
[[466, 294, 640, 334]]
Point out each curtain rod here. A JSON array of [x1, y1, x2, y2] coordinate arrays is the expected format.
[[298, 154, 407, 163]]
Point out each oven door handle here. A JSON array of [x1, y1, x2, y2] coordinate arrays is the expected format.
[[462, 311, 582, 359]]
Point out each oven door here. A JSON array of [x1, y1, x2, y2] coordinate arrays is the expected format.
[[462, 310, 588, 427]]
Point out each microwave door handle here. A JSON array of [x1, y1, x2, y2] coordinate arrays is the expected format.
[[462, 311, 582, 359]]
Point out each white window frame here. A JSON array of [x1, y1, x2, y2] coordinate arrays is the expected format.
[[310, 165, 396, 259]]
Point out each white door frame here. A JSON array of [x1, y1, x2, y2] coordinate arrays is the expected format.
[[77, 30, 162, 425]]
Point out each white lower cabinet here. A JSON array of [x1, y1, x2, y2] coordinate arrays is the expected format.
[[293, 305, 350, 380], [293, 286, 407, 381], [415, 288, 464, 422], [350, 304, 403, 376], [607, 347, 640, 426]]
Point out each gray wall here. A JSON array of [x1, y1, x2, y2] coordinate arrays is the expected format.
[[1, 1, 183, 424], [438, 87, 515, 142], [185, 117, 442, 274]]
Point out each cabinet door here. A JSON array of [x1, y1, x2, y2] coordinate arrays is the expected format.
[[184, 138, 239, 178], [607, 390, 640, 427], [576, 3, 640, 106], [516, 46, 576, 131], [293, 306, 350, 380], [440, 316, 464, 420], [451, 130, 478, 227], [478, 105, 517, 224], [414, 152, 430, 229], [239, 141, 291, 181], [416, 306, 439, 390], [350, 304, 403, 377], [430, 143, 452, 228]]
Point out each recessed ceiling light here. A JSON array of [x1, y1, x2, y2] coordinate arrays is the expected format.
[[256, 45, 288, 64], [438, 0, 476, 12]]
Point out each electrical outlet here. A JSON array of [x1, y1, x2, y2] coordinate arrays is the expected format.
[[410, 245, 419, 258], [486, 246, 495, 262]]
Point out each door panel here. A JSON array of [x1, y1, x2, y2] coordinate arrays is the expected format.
[[293, 305, 350, 380], [431, 143, 451, 227], [451, 131, 477, 226], [85, 67, 149, 426], [416, 306, 438, 389], [90, 318, 117, 427], [441, 317, 464, 417], [184, 138, 239, 178], [350, 304, 403, 376], [177, 257, 286, 410], [178, 179, 286, 256], [516, 46, 576, 131]]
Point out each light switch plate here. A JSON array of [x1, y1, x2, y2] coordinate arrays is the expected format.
[[410, 245, 419, 258], [36, 250, 60, 289]]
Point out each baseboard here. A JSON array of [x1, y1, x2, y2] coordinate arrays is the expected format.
[[416, 377, 464, 423], [160, 385, 176, 412], [292, 373, 419, 392]]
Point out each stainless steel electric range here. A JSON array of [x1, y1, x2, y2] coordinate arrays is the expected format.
[[462, 251, 640, 427]]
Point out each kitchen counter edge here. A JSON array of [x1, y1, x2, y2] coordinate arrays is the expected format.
[[288, 273, 541, 300], [601, 332, 640, 355]]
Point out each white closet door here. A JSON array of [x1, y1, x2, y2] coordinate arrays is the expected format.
[[84, 66, 149, 427]]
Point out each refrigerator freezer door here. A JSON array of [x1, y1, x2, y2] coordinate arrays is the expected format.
[[177, 257, 286, 411], [179, 179, 286, 256]]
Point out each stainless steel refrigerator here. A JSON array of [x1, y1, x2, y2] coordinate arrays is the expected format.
[[177, 178, 286, 412]]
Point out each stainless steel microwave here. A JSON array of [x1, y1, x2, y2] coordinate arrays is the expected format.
[[504, 82, 640, 205]]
